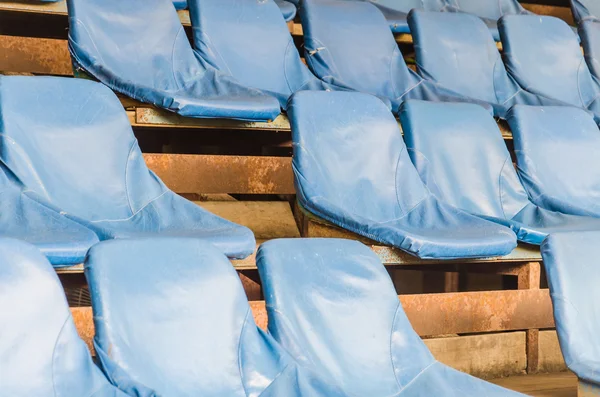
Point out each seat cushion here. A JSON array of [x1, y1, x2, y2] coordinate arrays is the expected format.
[[0, 76, 256, 259], [275, 0, 297, 21], [289, 91, 517, 259], [189, 0, 324, 109], [85, 238, 344, 396], [507, 105, 600, 218], [257, 238, 525, 396], [0, 238, 126, 397], [67, 0, 280, 121], [541, 231, 600, 386]]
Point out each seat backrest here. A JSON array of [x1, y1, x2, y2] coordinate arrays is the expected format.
[[189, 0, 322, 108], [300, 0, 416, 100], [85, 238, 289, 396], [449, 0, 525, 20], [571, 0, 600, 23], [409, 10, 517, 104], [400, 100, 530, 219], [499, 15, 598, 108], [541, 231, 600, 383], [368, 0, 446, 12], [0, 76, 165, 222], [507, 105, 600, 217], [289, 91, 428, 224], [580, 20, 600, 80], [256, 238, 436, 396], [0, 238, 122, 397], [173, 0, 187, 9], [68, 0, 204, 93]]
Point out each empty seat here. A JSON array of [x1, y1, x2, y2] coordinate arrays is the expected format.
[[580, 20, 600, 80], [541, 231, 600, 393], [85, 237, 345, 396], [256, 238, 525, 396], [408, 11, 566, 118], [189, 0, 326, 109], [448, 0, 533, 40], [0, 238, 127, 397], [571, 0, 600, 24], [275, 0, 298, 21], [362, 0, 449, 33], [401, 100, 600, 245], [499, 15, 600, 121], [507, 105, 600, 219], [0, 76, 255, 259], [67, 0, 280, 121], [300, 0, 493, 114], [289, 91, 517, 259]]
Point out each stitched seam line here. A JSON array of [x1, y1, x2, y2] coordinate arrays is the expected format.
[[89, 190, 168, 223], [498, 155, 510, 219], [283, 38, 297, 95], [171, 27, 184, 90], [237, 308, 251, 396], [389, 301, 404, 390], [51, 315, 71, 397], [124, 140, 137, 215], [397, 361, 438, 395]]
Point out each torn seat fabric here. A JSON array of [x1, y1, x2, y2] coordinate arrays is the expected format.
[[300, 0, 495, 114], [256, 238, 526, 396], [0, 76, 255, 259], [67, 0, 281, 121], [189, 0, 326, 109], [401, 100, 600, 245], [499, 15, 600, 122], [408, 10, 568, 119], [289, 91, 517, 259], [0, 238, 128, 397], [541, 231, 600, 387], [85, 238, 346, 397], [507, 105, 600, 219]]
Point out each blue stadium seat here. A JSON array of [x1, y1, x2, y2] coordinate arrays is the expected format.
[[67, 0, 280, 121], [0, 76, 255, 259], [85, 238, 346, 396], [499, 15, 600, 121], [541, 231, 600, 391], [174, 0, 296, 20], [571, 0, 600, 24], [408, 10, 568, 119], [300, 0, 494, 114], [0, 238, 127, 397], [256, 238, 526, 396], [507, 105, 600, 219], [448, 0, 533, 40], [289, 91, 517, 259], [363, 0, 449, 33], [173, 0, 187, 9], [580, 20, 600, 80], [189, 0, 325, 109], [400, 100, 600, 245]]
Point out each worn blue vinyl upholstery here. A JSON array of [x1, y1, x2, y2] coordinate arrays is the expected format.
[[85, 238, 346, 397], [571, 0, 600, 24], [500, 15, 600, 121], [290, 91, 517, 259], [541, 231, 600, 386], [257, 238, 525, 396], [0, 76, 255, 259], [362, 0, 449, 33], [173, 0, 187, 9], [174, 0, 297, 20], [580, 20, 600, 80], [401, 100, 600, 245], [507, 105, 600, 219], [0, 238, 127, 397], [408, 11, 567, 118], [67, 0, 280, 121], [300, 0, 494, 114], [189, 0, 325, 109]]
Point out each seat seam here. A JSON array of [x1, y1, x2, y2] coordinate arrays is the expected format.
[[89, 190, 168, 223], [170, 26, 185, 91], [124, 140, 137, 216], [51, 315, 72, 397], [238, 307, 251, 397]]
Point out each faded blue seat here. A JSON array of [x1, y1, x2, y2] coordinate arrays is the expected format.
[[500, 15, 600, 121], [571, 0, 600, 24], [401, 100, 600, 245], [173, 0, 187, 9], [300, 0, 494, 114], [580, 20, 600, 81], [507, 105, 600, 219], [85, 238, 346, 396], [0, 238, 127, 397], [67, 0, 280, 121], [363, 0, 449, 33], [408, 10, 568, 119], [541, 231, 600, 390], [289, 91, 517, 259], [173, 0, 296, 20], [256, 238, 526, 396], [0, 76, 255, 259], [189, 0, 325, 109], [448, 0, 533, 40]]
